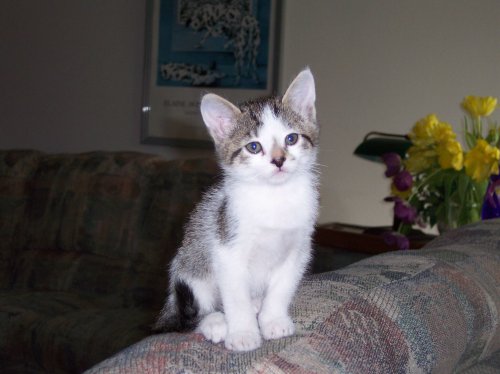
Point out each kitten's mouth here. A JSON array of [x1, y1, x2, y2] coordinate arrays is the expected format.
[[270, 167, 290, 181]]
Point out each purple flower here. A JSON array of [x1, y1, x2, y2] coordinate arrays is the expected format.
[[382, 153, 402, 177], [382, 231, 410, 250], [394, 200, 417, 224], [482, 174, 500, 219], [393, 170, 413, 191]]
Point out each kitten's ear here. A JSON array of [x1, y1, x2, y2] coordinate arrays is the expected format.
[[200, 93, 241, 143], [282, 68, 316, 123]]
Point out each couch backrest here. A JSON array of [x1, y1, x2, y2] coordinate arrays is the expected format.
[[0, 150, 44, 287], [0, 150, 219, 307]]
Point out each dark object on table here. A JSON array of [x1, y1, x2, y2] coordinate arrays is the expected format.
[[354, 131, 412, 162]]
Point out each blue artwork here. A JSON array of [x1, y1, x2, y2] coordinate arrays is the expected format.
[[156, 0, 271, 89]]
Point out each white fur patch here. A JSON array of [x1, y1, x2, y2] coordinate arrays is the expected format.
[[198, 312, 227, 344], [225, 330, 262, 351], [260, 315, 295, 340]]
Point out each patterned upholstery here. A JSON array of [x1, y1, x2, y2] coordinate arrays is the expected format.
[[0, 150, 219, 373], [0, 150, 43, 288], [86, 219, 500, 374]]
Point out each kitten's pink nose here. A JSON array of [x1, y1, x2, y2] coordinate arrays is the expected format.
[[271, 156, 286, 168], [271, 146, 286, 168]]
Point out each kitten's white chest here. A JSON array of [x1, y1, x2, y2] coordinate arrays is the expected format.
[[229, 176, 317, 230]]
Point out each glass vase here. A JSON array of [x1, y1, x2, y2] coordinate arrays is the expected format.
[[437, 179, 486, 233], [437, 202, 459, 233]]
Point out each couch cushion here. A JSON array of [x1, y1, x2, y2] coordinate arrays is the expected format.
[[0, 150, 43, 288], [421, 219, 500, 365], [9, 248, 162, 308], [0, 290, 157, 373]]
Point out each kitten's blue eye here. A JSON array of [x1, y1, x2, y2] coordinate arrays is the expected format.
[[285, 133, 299, 146], [245, 141, 262, 154]]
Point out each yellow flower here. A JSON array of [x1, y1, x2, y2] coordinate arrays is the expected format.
[[405, 146, 436, 173], [461, 96, 498, 117], [432, 122, 456, 143], [464, 139, 500, 182], [391, 182, 412, 199], [437, 139, 463, 171], [408, 114, 440, 147], [408, 115, 457, 148]]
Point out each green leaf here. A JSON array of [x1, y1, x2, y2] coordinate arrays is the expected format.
[[472, 180, 488, 202], [465, 132, 476, 149], [457, 172, 470, 203]]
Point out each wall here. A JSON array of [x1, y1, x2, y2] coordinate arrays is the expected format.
[[280, 0, 500, 225], [0, 1, 207, 160], [1, 1, 500, 225]]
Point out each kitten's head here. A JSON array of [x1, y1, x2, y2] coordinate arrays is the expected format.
[[200, 68, 318, 185]]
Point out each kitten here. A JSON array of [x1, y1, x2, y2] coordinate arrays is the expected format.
[[154, 68, 319, 351]]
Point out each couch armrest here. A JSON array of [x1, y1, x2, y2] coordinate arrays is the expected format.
[[86, 219, 500, 373]]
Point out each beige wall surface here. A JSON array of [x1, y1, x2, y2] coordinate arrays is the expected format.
[[1, 1, 499, 226], [282, 0, 500, 225]]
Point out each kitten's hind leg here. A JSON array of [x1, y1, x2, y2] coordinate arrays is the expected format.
[[153, 280, 199, 332], [198, 312, 227, 343]]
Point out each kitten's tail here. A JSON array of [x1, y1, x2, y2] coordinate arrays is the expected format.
[[153, 280, 200, 333]]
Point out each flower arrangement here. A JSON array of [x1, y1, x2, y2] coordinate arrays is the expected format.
[[383, 96, 499, 249]]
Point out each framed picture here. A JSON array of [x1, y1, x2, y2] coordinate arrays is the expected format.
[[141, 0, 282, 147]]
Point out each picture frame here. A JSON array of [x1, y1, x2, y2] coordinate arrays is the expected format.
[[141, 0, 282, 148]]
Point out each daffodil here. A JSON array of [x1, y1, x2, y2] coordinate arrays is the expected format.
[[461, 96, 497, 117], [464, 139, 500, 182], [404, 146, 436, 173], [408, 114, 440, 147], [432, 121, 456, 144], [408, 114, 457, 149], [437, 139, 463, 171]]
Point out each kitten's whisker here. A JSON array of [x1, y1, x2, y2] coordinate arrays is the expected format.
[[312, 162, 328, 168]]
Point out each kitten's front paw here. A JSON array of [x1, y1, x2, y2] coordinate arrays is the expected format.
[[198, 312, 227, 344], [225, 330, 262, 351], [260, 316, 295, 340]]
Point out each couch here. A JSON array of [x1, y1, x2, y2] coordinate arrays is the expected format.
[[86, 219, 500, 373], [0, 150, 219, 373], [2, 150, 499, 373]]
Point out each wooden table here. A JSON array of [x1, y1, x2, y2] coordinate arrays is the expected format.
[[314, 222, 436, 254]]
